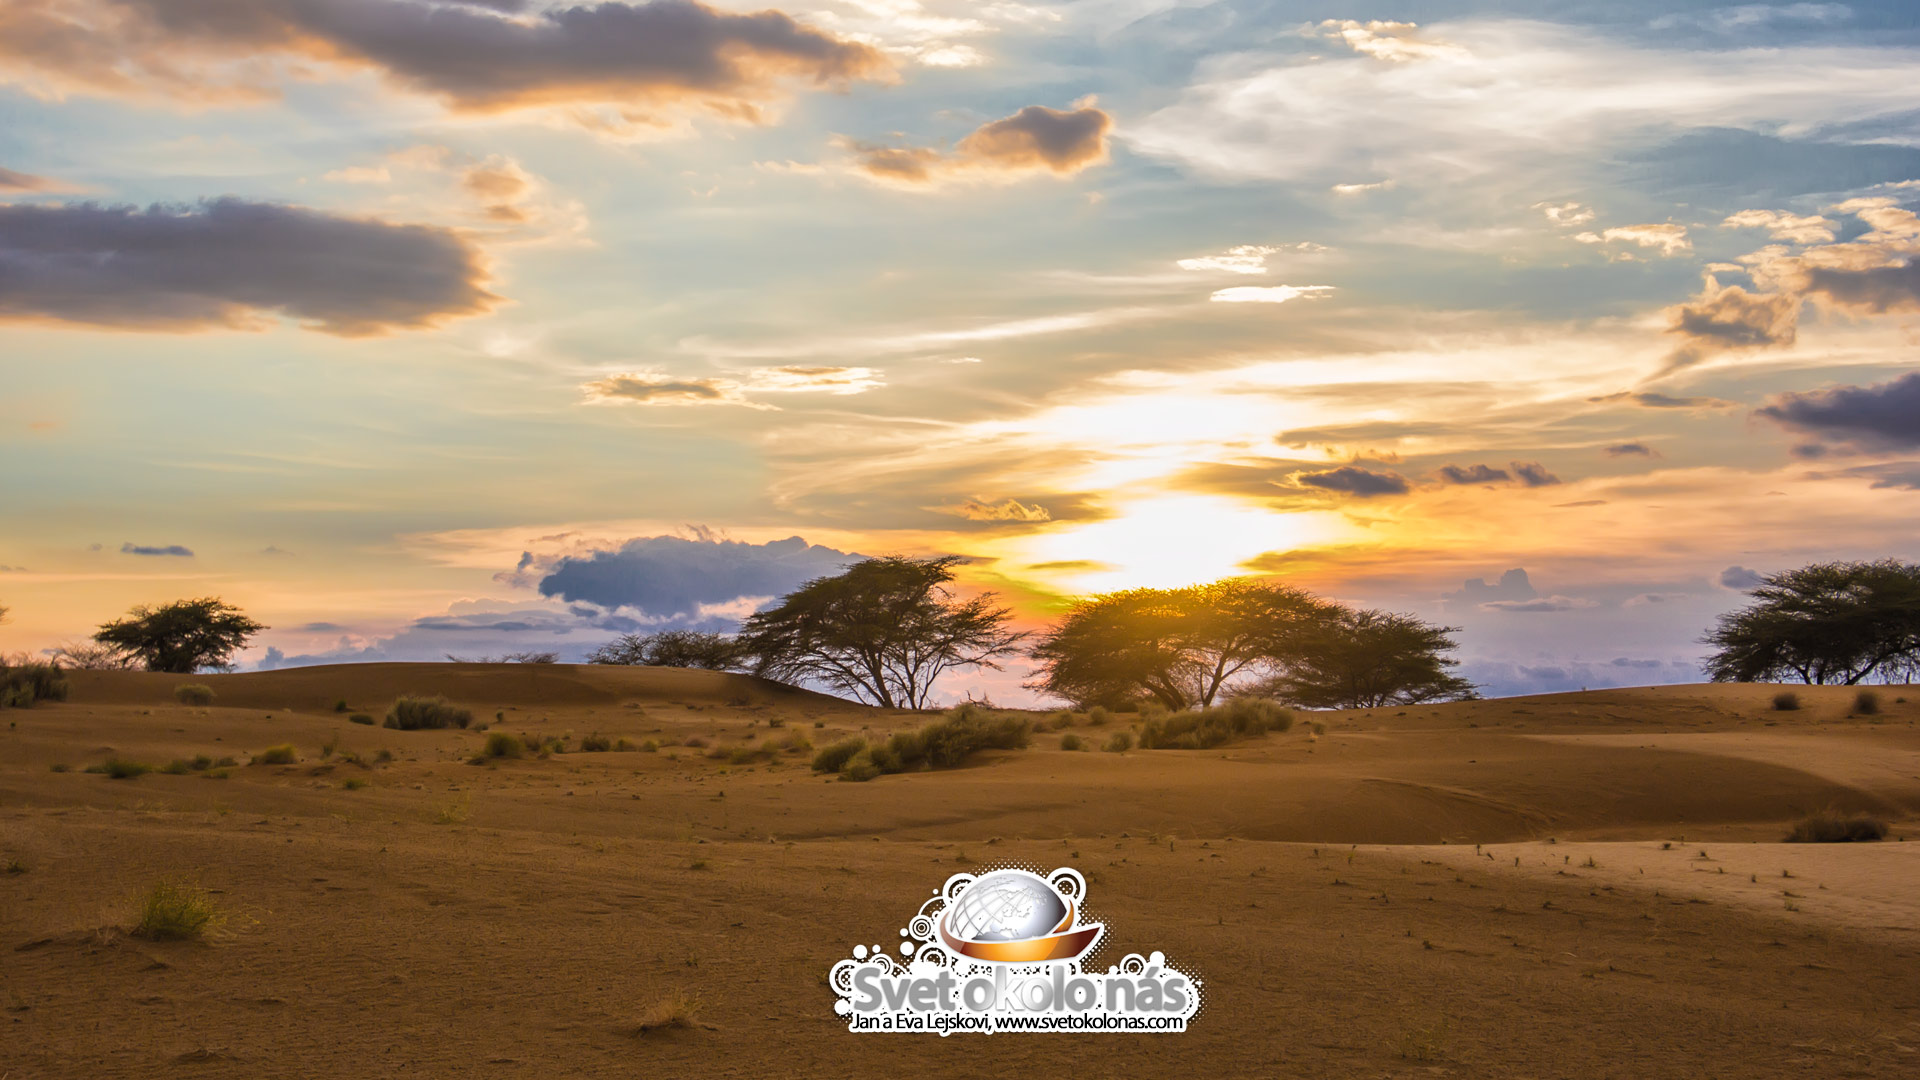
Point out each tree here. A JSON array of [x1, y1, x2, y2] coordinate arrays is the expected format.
[[737, 555, 1025, 709], [446, 651, 558, 663], [92, 598, 266, 674], [44, 640, 138, 670], [1026, 581, 1332, 710], [1704, 560, 1920, 685], [1253, 608, 1477, 709], [586, 630, 744, 670]]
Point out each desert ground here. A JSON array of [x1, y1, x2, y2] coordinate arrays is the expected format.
[[5, 664, 1920, 1078]]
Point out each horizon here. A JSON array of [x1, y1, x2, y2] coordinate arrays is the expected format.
[[4, 1, 1920, 703]]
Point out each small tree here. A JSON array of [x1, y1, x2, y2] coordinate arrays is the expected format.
[[44, 641, 138, 670], [1253, 609, 1476, 709], [92, 598, 265, 674], [1704, 560, 1920, 685], [738, 556, 1025, 709], [586, 630, 744, 670]]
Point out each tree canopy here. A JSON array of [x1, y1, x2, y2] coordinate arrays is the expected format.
[[737, 555, 1025, 709], [92, 598, 265, 674], [1028, 579, 1474, 710], [586, 630, 745, 670], [1704, 560, 1920, 685]]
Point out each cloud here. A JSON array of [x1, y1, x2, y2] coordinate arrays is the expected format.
[[1535, 201, 1595, 227], [1818, 461, 1920, 489], [0, 198, 496, 334], [1177, 245, 1278, 274], [1482, 595, 1599, 612], [1804, 260, 1920, 314], [1603, 442, 1659, 457], [1512, 462, 1561, 487], [937, 497, 1051, 523], [1722, 208, 1835, 244], [1625, 591, 1690, 606], [322, 165, 392, 185], [1650, 4, 1853, 32], [1293, 466, 1410, 497], [0, 165, 71, 191], [1756, 370, 1920, 451], [1573, 224, 1691, 257], [1444, 568, 1535, 604], [1659, 275, 1801, 372], [1437, 463, 1510, 485], [121, 542, 193, 557], [0, 0, 891, 131], [845, 102, 1112, 186], [1314, 20, 1464, 63], [1719, 565, 1766, 589], [581, 365, 882, 409], [1208, 285, 1333, 305], [536, 533, 861, 618], [1330, 180, 1392, 195], [1589, 390, 1733, 409]]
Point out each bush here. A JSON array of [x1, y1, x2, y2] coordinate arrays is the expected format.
[[348, 713, 375, 726], [133, 879, 220, 941], [252, 744, 297, 765], [579, 734, 612, 752], [812, 737, 869, 774], [384, 695, 472, 730], [333, 699, 349, 712], [1060, 733, 1083, 751], [1138, 698, 1295, 750], [161, 759, 192, 775], [341, 777, 370, 790], [1772, 691, 1801, 711], [1048, 711, 1073, 730], [1854, 690, 1882, 715], [1088, 706, 1112, 726], [640, 739, 660, 753], [173, 683, 215, 706], [483, 732, 524, 759], [1786, 812, 1888, 843], [1, 661, 69, 708], [1104, 731, 1133, 753], [635, 989, 701, 1035], [822, 705, 1031, 781], [780, 730, 812, 754], [103, 758, 152, 779]]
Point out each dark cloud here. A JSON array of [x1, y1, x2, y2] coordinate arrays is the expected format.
[[582, 373, 740, 406], [1292, 466, 1410, 497], [1805, 260, 1920, 314], [1588, 391, 1732, 409], [1444, 568, 1535, 604], [537, 534, 861, 618], [0, 1, 890, 119], [0, 199, 496, 334], [1512, 461, 1561, 487], [1756, 371, 1920, 450], [1811, 460, 1920, 490], [298, 621, 349, 632], [1719, 565, 1765, 590], [121, 542, 193, 557], [847, 103, 1112, 185], [1610, 657, 1664, 669], [1603, 442, 1658, 457], [1437, 463, 1510, 485], [1660, 278, 1800, 372]]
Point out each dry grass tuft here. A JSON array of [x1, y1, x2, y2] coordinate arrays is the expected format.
[[133, 878, 220, 941], [1785, 812, 1888, 843], [634, 989, 702, 1035]]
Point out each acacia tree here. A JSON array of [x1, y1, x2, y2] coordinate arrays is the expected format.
[[1250, 608, 1476, 709], [93, 598, 266, 673], [586, 630, 745, 670], [1026, 581, 1331, 709], [1704, 560, 1920, 684], [737, 555, 1024, 709]]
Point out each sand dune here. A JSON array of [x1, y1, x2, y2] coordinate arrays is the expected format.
[[4, 667, 1919, 1077]]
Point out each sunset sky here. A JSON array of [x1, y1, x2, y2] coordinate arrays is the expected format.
[[3, 0, 1918, 700]]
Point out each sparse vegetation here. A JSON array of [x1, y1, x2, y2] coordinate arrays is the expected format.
[[1104, 731, 1133, 753], [1786, 812, 1888, 843], [102, 758, 152, 779], [1137, 698, 1294, 749], [251, 744, 297, 765], [349, 713, 375, 725], [1, 660, 69, 708], [635, 990, 702, 1034], [483, 732, 524, 758], [1854, 690, 1882, 715], [579, 733, 612, 752], [812, 736, 868, 774], [384, 695, 472, 730], [1060, 733, 1084, 751], [1772, 691, 1801, 711], [132, 879, 220, 941], [341, 777, 370, 790], [173, 683, 215, 706]]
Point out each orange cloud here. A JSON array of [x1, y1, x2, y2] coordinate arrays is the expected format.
[[845, 102, 1112, 187]]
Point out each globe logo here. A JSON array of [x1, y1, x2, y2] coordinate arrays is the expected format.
[[937, 868, 1103, 963]]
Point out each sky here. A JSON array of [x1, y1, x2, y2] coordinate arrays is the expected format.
[[2, 0, 1918, 701]]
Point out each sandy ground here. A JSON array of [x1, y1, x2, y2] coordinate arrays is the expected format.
[[4, 665, 1920, 1078]]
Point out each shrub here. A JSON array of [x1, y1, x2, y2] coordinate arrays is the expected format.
[[341, 777, 370, 790], [635, 989, 701, 1035], [190, 754, 213, 771], [384, 695, 472, 730], [1854, 690, 1882, 715], [812, 737, 869, 774], [483, 732, 524, 759], [161, 759, 193, 775], [252, 744, 297, 766], [320, 735, 339, 759], [348, 713, 375, 726], [640, 739, 660, 753], [1104, 731, 1133, 753], [213, 756, 238, 768], [1047, 711, 1073, 730], [580, 733, 612, 752], [49, 762, 70, 773], [1772, 691, 1801, 711], [780, 730, 812, 754], [683, 736, 709, 749], [1, 661, 69, 708], [1088, 706, 1112, 726], [103, 758, 152, 779], [614, 737, 636, 751], [173, 683, 215, 706], [333, 699, 349, 713], [839, 749, 883, 783], [1138, 698, 1295, 750], [133, 879, 219, 941], [1060, 733, 1083, 751], [1786, 812, 1888, 843]]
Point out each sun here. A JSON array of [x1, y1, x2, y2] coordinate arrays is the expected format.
[[987, 494, 1355, 596]]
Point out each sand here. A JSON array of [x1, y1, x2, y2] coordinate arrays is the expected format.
[[4, 665, 1919, 1077]]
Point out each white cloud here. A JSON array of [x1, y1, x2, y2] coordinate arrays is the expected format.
[[1314, 20, 1465, 63], [1574, 224, 1692, 256], [1722, 209, 1836, 244], [1535, 201, 1596, 226], [1209, 285, 1334, 304], [1331, 180, 1393, 195], [1650, 4, 1853, 33]]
